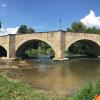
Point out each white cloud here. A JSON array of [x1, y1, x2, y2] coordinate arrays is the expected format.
[[80, 10, 100, 29], [0, 27, 19, 36], [1, 3, 7, 8]]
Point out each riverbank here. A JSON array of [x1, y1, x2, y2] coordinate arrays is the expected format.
[[0, 58, 100, 100], [0, 75, 67, 100], [69, 79, 100, 100], [0, 75, 100, 100]]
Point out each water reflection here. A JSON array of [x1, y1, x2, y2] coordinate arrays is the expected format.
[[0, 58, 100, 95]]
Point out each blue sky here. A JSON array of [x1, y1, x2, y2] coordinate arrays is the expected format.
[[0, 0, 100, 34]]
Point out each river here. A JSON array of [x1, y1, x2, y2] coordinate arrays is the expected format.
[[0, 57, 100, 96]]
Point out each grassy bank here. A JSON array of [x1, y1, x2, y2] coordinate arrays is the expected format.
[[0, 75, 66, 100], [69, 80, 100, 100], [0, 75, 99, 100]]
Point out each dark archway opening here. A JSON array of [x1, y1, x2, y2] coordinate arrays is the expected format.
[[0, 46, 7, 57], [67, 39, 100, 59], [16, 40, 55, 60]]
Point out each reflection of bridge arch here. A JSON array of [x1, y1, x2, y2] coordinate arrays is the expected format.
[[66, 39, 100, 56], [0, 45, 7, 57], [15, 39, 55, 58]]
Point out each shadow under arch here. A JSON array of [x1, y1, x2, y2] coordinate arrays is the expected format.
[[0, 45, 7, 57], [15, 39, 55, 59], [67, 39, 100, 57]]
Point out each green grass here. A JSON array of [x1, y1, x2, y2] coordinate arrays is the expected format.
[[69, 80, 100, 100], [0, 75, 100, 100], [0, 75, 66, 100]]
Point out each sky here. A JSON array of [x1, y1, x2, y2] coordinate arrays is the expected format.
[[0, 0, 100, 35]]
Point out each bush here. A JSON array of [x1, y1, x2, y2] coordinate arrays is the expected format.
[[95, 79, 100, 94], [69, 80, 100, 100]]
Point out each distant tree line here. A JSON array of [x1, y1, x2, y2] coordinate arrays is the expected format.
[[67, 21, 100, 34]]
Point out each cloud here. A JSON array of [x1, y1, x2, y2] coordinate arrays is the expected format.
[[0, 0, 7, 17], [80, 10, 100, 29], [1, 3, 7, 8], [0, 27, 19, 36]]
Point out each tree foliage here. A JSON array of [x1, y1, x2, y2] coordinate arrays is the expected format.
[[0, 21, 1, 29], [17, 25, 35, 34], [87, 27, 100, 34], [67, 21, 100, 34], [28, 27, 35, 33], [67, 22, 87, 33]]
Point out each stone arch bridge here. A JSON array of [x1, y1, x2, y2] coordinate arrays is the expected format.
[[0, 31, 100, 60]]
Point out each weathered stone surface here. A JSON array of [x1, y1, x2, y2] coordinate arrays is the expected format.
[[0, 31, 100, 60]]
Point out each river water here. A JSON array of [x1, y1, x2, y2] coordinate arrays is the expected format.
[[0, 57, 100, 95]]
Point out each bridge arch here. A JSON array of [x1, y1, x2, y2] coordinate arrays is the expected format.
[[0, 45, 7, 57], [15, 39, 55, 59], [66, 39, 100, 57]]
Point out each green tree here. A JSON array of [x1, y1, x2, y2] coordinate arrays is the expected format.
[[87, 27, 100, 34], [67, 21, 87, 33], [67, 21, 100, 34], [17, 25, 35, 34], [17, 25, 28, 34], [66, 28, 72, 32], [28, 27, 35, 33]]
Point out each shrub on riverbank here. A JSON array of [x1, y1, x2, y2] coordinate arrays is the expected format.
[[0, 75, 66, 100], [0, 75, 100, 100], [69, 80, 100, 100]]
